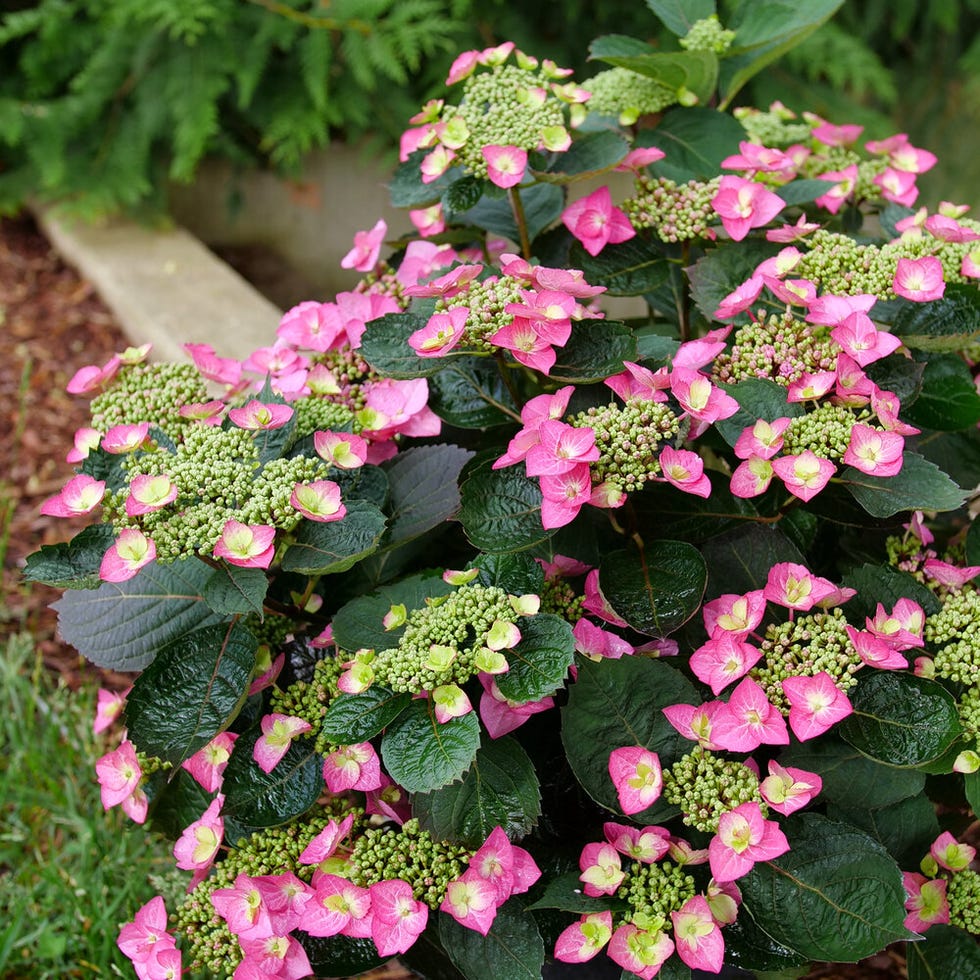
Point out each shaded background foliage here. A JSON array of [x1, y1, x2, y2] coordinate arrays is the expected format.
[[4, 0, 980, 217]]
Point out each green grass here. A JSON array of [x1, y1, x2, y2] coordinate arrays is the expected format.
[[0, 633, 177, 978]]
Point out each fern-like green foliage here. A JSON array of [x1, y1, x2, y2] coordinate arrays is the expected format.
[[6, 0, 980, 218], [0, 0, 465, 217]]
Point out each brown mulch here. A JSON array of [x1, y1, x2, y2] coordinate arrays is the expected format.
[[0, 212, 919, 980], [0, 213, 132, 687]]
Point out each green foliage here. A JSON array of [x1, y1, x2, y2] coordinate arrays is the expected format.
[[0, 0, 466, 216], [23, 13, 980, 977], [0, 635, 173, 977], [740, 813, 914, 961]]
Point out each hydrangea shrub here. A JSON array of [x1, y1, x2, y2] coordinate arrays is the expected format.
[[27, 5, 980, 979]]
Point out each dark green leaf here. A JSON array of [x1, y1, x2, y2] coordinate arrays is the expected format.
[[740, 813, 913, 961], [381, 699, 480, 794], [562, 657, 696, 818], [280, 500, 387, 575], [598, 541, 707, 636], [459, 183, 564, 243], [147, 768, 215, 840], [495, 614, 575, 704], [414, 735, 541, 846], [202, 565, 268, 617], [296, 933, 387, 979], [80, 446, 127, 491], [842, 452, 965, 518], [473, 552, 545, 596], [254, 415, 295, 466], [526, 869, 628, 913], [903, 354, 980, 430], [331, 464, 389, 509], [588, 45, 719, 105], [907, 924, 980, 980], [840, 563, 941, 622], [550, 319, 638, 383], [965, 770, 980, 818], [439, 899, 544, 980], [331, 571, 452, 654], [442, 175, 484, 215], [636, 333, 680, 363], [126, 621, 256, 765], [221, 731, 323, 832], [587, 35, 656, 60], [775, 178, 836, 206], [572, 236, 673, 297], [713, 377, 803, 447], [967, 518, 980, 568], [914, 429, 980, 495], [458, 460, 552, 554], [379, 445, 473, 550], [719, 0, 845, 107], [358, 312, 447, 379], [643, 0, 716, 36], [864, 352, 924, 405], [532, 131, 629, 183], [388, 150, 455, 208], [840, 672, 963, 767], [320, 687, 411, 744], [701, 524, 804, 598], [641, 107, 747, 181], [53, 558, 224, 671], [720, 909, 809, 974], [428, 357, 520, 428], [687, 240, 781, 323], [23, 523, 115, 590], [631, 480, 760, 543], [891, 284, 980, 352], [780, 737, 926, 809], [828, 795, 940, 868]]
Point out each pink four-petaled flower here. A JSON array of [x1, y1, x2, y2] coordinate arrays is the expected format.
[[608, 746, 663, 815], [562, 186, 636, 256]]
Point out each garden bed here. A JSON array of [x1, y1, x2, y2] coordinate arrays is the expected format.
[[0, 214, 130, 687], [2, 212, 927, 980]]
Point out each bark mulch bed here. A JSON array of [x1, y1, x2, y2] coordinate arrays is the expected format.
[[0, 213, 131, 688]]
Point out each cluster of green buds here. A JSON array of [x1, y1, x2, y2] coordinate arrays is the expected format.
[[792, 226, 980, 298], [436, 273, 532, 349], [289, 345, 379, 438], [269, 656, 346, 755], [407, 43, 586, 185], [337, 572, 540, 705], [617, 859, 698, 932], [751, 609, 861, 711], [712, 310, 837, 386], [623, 175, 723, 242], [346, 818, 474, 910], [780, 403, 863, 462], [567, 399, 682, 493], [662, 747, 765, 833], [734, 102, 813, 147], [583, 67, 680, 126], [100, 423, 330, 563], [173, 806, 361, 976], [679, 14, 737, 54], [89, 362, 211, 441], [924, 588, 980, 686], [539, 569, 587, 622]]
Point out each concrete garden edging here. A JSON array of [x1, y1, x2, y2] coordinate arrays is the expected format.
[[35, 210, 284, 363]]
